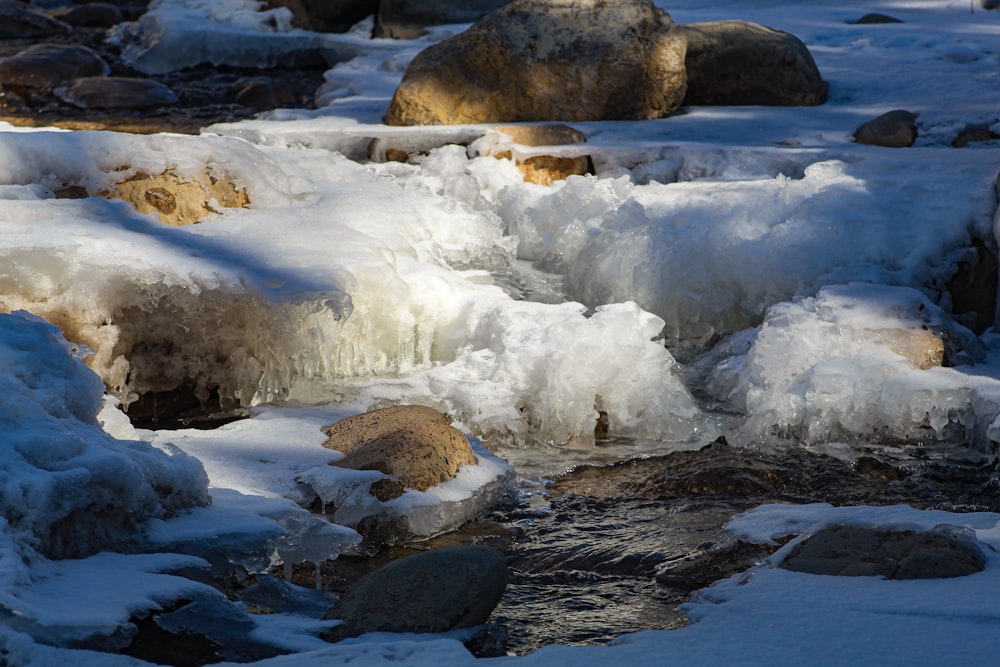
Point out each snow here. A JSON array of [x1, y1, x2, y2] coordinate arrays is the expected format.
[[2, 0, 1000, 664]]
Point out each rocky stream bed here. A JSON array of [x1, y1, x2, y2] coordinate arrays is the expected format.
[[3, 1, 1000, 665]]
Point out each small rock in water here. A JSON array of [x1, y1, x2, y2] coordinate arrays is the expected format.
[[322, 405, 477, 491], [322, 545, 509, 640], [55, 77, 180, 110], [852, 13, 904, 24], [854, 109, 918, 148], [0, 0, 71, 38], [0, 44, 109, 89], [780, 523, 987, 579]]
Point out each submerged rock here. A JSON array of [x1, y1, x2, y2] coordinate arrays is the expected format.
[[0, 45, 109, 89], [322, 405, 477, 491], [322, 545, 509, 640], [854, 109, 918, 147], [385, 0, 687, 125], [680, 20, 827, 106], [55, 77, 180, 110], [780, 523, 987, 579]]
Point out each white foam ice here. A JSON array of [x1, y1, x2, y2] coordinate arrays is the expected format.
[[706, 283, 1000, 454]]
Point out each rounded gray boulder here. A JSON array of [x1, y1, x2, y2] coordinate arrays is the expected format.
[[322, 545, 509, 641]]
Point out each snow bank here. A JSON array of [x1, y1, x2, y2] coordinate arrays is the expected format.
[[0, 311, 208, 560]]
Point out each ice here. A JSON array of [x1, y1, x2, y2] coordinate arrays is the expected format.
[[709, 283, 998, 452], [116, 0, 369, 75], [299, 439, 514, 544]]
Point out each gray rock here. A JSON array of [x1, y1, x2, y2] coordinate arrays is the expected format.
[[0, 44, 109, 89], [55, 77, 180, 109], [780, 523, 986, 579], [680, 20, 827, 106], [854, 109, 918, 147], [0, 0, 70, 38], [322, 545, 509, 640], [385, 0, 687, 125], [375, 0, 512, 39]]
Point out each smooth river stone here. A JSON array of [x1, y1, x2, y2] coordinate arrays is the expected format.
[[0, 45, 108, 88], [55, 77, 180, 109]]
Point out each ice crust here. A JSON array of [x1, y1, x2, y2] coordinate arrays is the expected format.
[[117, 0, 368, 74]]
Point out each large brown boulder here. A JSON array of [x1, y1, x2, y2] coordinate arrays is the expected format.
[[322, 405, 476, 491], [385, 0, 688, 126], [680, 20, 827, 106], [375, 0, 512, 39]]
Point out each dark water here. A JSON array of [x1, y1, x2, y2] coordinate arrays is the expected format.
[[312, 438, 999, 656]]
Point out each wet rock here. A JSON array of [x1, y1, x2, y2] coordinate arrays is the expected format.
[[322, 405, 477, 491], [385, 0, 687, 125], [655, 539, 778, 590], [854, 109, 918, 147], [375, 0, 512, 39], [852, 13, 904, 24], [780, 523, 987, 579], [0, 0, 71, 38], [55, 2, 125, 28], [0, 44, 109, 89], [267, 0, 378, 33], [322, 545, 509, 641], [680, 20, 827, 106], [233, 76, 299, 109], [947, 237, 998, 334], [478, 124, 592, 185], [99, 169, 251, 226], [55, 77, 179, 109]]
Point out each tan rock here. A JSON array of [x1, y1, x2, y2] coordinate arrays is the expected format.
[[385, 0, 687, 126], [322, 405, 476, 491], [99, 170, 251, 226], [483, 124, 591, 185], [873, 328, 945, 370]]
